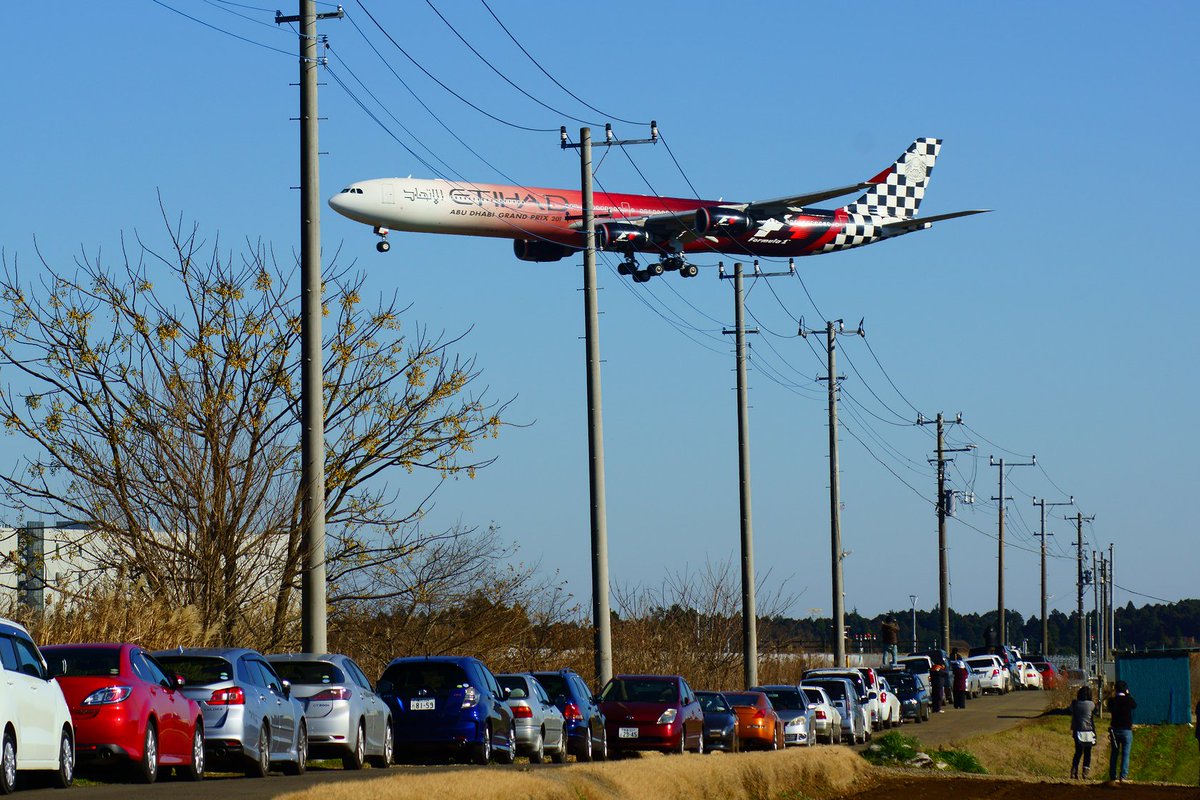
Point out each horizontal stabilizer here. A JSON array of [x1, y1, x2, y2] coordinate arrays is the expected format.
[[881, 209, 992, 233]]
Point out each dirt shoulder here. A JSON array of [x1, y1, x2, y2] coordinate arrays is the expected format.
[[840, 770, 1200, 799]]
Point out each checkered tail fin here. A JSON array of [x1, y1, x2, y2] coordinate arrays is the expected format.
[[843, 138, 942, 220]]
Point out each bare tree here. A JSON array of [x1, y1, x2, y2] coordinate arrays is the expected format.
[[0, 210, 510, 644]]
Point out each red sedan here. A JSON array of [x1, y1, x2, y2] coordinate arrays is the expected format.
[[1031, 661, 1060, 690], [41, 643, 205, 783]]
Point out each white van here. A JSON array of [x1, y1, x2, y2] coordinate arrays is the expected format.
[[0, 617, 75, 792]]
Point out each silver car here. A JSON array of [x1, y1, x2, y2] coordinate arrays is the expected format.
[[154, 647, 307, 777], [497, 673, 567, 763], [752, 685, 816, 747], [266, 653, 393, 770], [801, 678, 865, 744]]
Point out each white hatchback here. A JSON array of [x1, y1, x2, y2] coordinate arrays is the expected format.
[[965, 654, 1010, 694], [0, 617, 75, 792]]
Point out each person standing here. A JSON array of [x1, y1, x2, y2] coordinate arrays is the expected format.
[[880, 616, 900, 665], [1106, 680, 1137, 783], [930, 663, 945, 713], [950, 650, 968, 709], [1070, 686, 1097, 779]]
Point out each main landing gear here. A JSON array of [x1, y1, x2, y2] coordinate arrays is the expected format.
[[617, 253, 699, 282], [374, 226, 390, 253]]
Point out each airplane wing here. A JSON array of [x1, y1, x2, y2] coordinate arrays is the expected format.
[[880, 209, 992, 233]]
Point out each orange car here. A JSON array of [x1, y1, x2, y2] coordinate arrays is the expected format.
[[721, 691, 785, 751]]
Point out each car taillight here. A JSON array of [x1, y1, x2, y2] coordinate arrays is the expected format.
[[308, 687, 351, 701], [991, 669, 999, 677], [563, 703, 583, 722], [461, 686, 480, 709], [753, 709, 765, 719], [656, 708, 678, 725], [815, 710, 827, 720], [512, 705, 533, 719], [82, 686, 132, 705], [208, 687, 246, 705]]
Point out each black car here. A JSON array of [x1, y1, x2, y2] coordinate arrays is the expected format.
[[695, 691, 738, 753], [530, 669, 607, 761], [878, 668, 931, 723]]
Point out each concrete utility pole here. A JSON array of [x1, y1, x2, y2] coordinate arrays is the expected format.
[[277, 0, 342, 654], [800, 317, 863, 668], [989, 455, 1035, 645], [1074, 512, 1094, 674], [917, 412, 970, 650], [1107, 543, 1115, 658], [909, 594, 918, 652], [560, 123, 656, 687], [1033, 496, 1072, 657]]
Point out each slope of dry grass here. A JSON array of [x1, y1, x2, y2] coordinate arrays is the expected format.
[[276, 748, 873, 800]]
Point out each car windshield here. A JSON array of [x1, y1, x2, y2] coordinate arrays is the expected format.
[[809, 681, 847, 700], [380, 662, 470, 694], [697, 693, 731, 713], [759, 689, 803, 710], [43, 646, 120, 678], [270, 660, 345, 685], [531, 673, 567, 698], [156, 655, 233, 685], [599, 678, 678, 703]]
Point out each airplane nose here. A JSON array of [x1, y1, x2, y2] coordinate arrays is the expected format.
[[328, 193, 350, 215]]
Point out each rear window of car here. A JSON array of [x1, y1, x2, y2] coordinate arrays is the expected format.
[[599, 678, 678, 703], [801, 688, 825, 705], [809, 681, 846, 700], [497, 675, 528, 695], [723, 692, 763, 707], [966, 657, 997, 669], [43, 646, 121, 678], [531, 672, 568, 698], [697, 693, 730, 713], [270, 660, 345, 685], [759, 689, 803, 710], [381, 661, 470, 694], [883, 673, 916, 691], [156, 655, 233, 685]]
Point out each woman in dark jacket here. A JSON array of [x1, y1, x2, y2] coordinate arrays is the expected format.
[[1106, 680, 1137, 782], [1070, 686, 1096, 779]]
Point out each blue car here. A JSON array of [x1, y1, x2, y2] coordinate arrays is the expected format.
[[377, 656, 515, 765], [530, 669, 607, 761]]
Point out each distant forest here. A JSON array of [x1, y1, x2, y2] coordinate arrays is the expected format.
[[757, 598, 1200, 656]]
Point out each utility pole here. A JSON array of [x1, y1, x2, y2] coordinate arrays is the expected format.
[[917, 412, 971, 650], [1073, 512, 1094, 673], [276, 0, 342, 654], [1033, 496, 1072, 657], [800, 317, 863, 668], [989, 455, 1035, 646], [1108, 543, 1115, 657], [909, 594, 918, 652]]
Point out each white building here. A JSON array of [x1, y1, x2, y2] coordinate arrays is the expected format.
[[0, 522, 96, 609]]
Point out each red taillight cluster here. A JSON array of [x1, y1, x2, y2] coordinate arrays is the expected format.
[[208, 687, 246, 705], [753, 709, 765, 719], [512, 705, 534, 719], [815, 710, 827, 720], [991, 669, 1000, 677], [308, 687, 351, 702], [562, 703, 583, 722]]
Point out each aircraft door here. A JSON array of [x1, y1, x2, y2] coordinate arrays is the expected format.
[[382, 183, 395, 204]]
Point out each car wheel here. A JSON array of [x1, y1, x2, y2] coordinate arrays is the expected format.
[[550, 728, 567, 764], [182, 722, 205, 781], [495, 726, 516, 765], [530, 729, 545, 764], [1, 728, 17, 794], [369, 721, 394, 768], [51, 727, 74, 789], [577, 727, 593, 762], [472, 725, 492, 766], [695, 733, 704, 755], [596, 727, 607, 761], [282, 723, 307, 775], [137, 722, 159, 784], [343, 721, 366, 770], [245, 722, 270, 778]]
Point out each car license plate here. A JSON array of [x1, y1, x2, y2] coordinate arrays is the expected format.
[[619, 727, 638, 739], [410, 698, 436, 711]]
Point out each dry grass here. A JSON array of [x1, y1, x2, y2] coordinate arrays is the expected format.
[[276, 747, 872, 800]]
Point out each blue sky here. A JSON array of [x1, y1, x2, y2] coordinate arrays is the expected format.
[[2, 2, 1197, 631]]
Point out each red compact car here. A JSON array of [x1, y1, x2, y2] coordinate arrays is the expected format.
[[597, 674, 704, 754], [41, 643, 205, 783], [1032, 661, 1060, 690]]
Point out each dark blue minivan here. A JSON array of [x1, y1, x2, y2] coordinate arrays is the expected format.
[[377, 656, 515, 764]]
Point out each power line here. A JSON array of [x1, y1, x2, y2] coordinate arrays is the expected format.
[[150, 0, 297, 57]]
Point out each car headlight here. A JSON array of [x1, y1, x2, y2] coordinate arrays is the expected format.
[[657, 708, 678, 725]]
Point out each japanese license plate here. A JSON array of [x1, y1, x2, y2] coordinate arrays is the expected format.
[[619, 727, 638, 739], [410, 698, 436, 711]]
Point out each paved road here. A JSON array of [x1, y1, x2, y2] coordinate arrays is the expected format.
[[20, 689, 1053, 800]]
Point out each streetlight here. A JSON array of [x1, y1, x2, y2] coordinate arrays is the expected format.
[[909, 594, 918, 652]]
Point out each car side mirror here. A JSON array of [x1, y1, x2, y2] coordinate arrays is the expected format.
[[281, 679, 291, 699]]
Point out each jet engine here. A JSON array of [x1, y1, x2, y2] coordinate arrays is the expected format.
[[694, 206, 755, 236], [596, 222, 651, 250], [513, 239, 575, 262]]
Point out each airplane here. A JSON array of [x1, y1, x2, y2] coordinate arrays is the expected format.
[[327, 138, 989, 282]]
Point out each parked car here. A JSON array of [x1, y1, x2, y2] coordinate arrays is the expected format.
[[965, 654, 1010, 694], [0, 617, 75, 792], [376, 656, 515, 765], [896, 655, 933, 692], [874, 676, 903, 728], [497, 673, 566, 763], [266, 653, 392, 769], [801, 677, 865, 744], [42, 643, 204, 783], [877, 668, 930, 723], [751, 685, 815, 747], [799, 685, 842, 744], [1018, 661, 1044, 689], [801, 669, 872, 740], [1031, 662, 1060, 689], [153, 647, 307, 777], [597, 674, 703, 754], [530, 669, 606, 761], [907, 648, 949, 669], [721, 691, 784, 751], [695, 691, 739, 753]]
